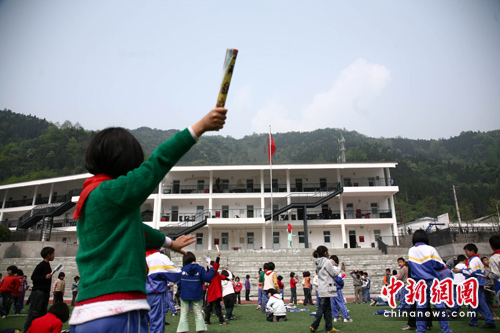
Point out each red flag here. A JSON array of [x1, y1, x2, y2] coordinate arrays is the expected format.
[[268, 134, 276, 164]]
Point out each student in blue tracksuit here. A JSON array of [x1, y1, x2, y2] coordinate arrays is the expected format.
[[453, 243, 496, 329], [408, 230, 452, 333], [329, 255, 352, 323], [145, 248, 182, 333]]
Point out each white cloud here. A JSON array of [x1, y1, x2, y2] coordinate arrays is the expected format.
[[251, 58, 391, 134]]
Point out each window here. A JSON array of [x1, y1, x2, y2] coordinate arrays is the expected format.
[[246, 179, 254, 192], [171, 206, 179, 221], [298, 231, 305, 244], [368, 177, 375, 186], [323, 231, 331, 243], [320, 178, 327, 189], [222, 179, 229, 192], [272, 178, 278, 192], [273, 232, 280, 244], [198, 180, 205, 192], [295, 178, 303, 192], [374, 229, 381, 242], [247, 232, 254, 244], [173, 180, 180, 193], [196, 233, 203, 245], [247, 205, 254, 218], [371, 203, 378, 217], [222, 205, 229, 218]]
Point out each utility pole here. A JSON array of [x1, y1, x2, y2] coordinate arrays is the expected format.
[[453, 185, 465, 236]]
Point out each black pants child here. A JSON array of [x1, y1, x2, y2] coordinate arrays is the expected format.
[[204, 298, 225, 324], [245, 289, 250, 301]]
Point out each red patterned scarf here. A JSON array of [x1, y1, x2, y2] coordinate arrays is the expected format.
[[73, 174, 113, 219]]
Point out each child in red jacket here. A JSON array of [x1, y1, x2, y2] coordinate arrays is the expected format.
[[204, 252, 229, 325], [27, 302, 69, 333], [0, 266, 20, 318]]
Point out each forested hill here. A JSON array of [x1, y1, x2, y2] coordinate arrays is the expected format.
[[1, 108, 499, 222]]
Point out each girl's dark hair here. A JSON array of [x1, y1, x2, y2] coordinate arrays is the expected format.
[[456, 254, 467, 263], [313, 245, 328, 258], [267, 262, 275, 270], [330, 255, 339, 264], [246, 274, 250, 279], [290, 272, 295, 278], [85, 127, 144, 178], [58, 272, 65, 279], [182, 252, 196, 267], [277, 275, 283, 281], [48, 302, 70, 322], [17, 269, 23, 276], [412, 229, 429, 245], [302, 271, 310, 277], [392, 269, 397, 275], [263, 262, 270, 270], [221, 270, 229, 277], [235, 276, 240, 281], [74, 276, 80, 281]]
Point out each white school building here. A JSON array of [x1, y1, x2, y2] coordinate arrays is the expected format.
[[0, 162, 400, 250]]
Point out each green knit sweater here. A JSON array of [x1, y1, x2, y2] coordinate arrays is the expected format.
[[75, 128, 196, 302]]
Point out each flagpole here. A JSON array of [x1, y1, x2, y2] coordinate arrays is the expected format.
[[269, 125, 273, 249]]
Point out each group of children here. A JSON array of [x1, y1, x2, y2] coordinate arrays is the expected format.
[[0, 266, 28, 318], [372, 231, 499, 332]]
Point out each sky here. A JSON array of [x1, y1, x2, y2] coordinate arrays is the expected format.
[[0, 0, 499, 140]]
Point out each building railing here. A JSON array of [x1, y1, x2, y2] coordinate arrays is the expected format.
[[161, 178, 395, 195], [2, 217, 77, 229], [3, 188, 83, 209]]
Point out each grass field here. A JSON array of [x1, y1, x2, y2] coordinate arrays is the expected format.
[[0, 302, 495, 332]]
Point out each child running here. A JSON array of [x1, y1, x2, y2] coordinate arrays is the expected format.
[[68, 107, 226, 332]]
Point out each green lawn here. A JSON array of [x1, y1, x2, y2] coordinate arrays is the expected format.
[[0, 303, 495, 332]]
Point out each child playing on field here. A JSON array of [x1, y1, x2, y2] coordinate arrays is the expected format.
[[289, 272, 298, 305], [266, 289, 287, 322], [24, 247, 54, 331], [263, 262, 280, 312], [234, 276, 242, 305], [177, 252, 215, 332], [221, 270, 237, 320], [68, 107, 226, 332], [70, 276, 79, 306], [310, 246, 342, 333], [26, 302, 69, 333], [0, 265, 19, 318], [486, 235, 500, 307], [204, 252, 230, 326], [146, 247, 182, 333], [453, 243, 496, 329], [52, 272, 65, 304], [409, 230, 452, 333], [244, 275, 251, 302], [329, 255, 352, 323], [302, 271, 312, 306], [277, 275, 285, 300]]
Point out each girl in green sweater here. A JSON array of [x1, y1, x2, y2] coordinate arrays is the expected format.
[[69, 107, 228, 333]]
